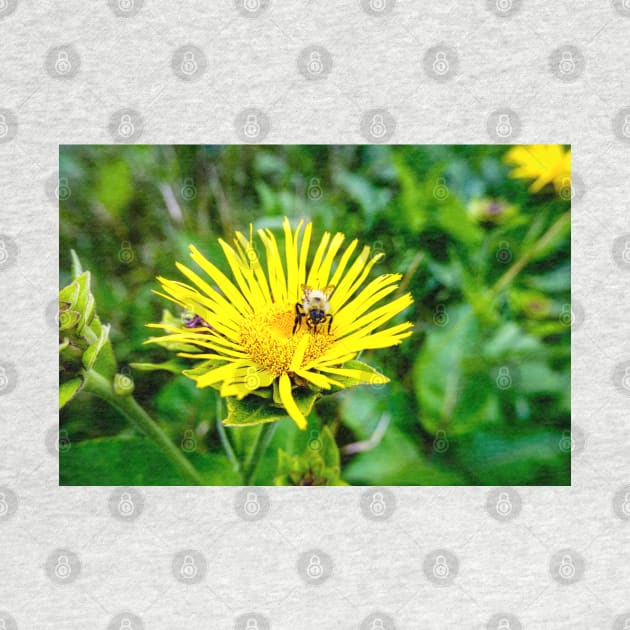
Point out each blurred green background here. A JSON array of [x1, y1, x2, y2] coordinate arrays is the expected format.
[[60, 145, 571, 485]]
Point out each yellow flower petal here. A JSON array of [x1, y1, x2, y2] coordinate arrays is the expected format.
[[279, 373, 307, 430], [148, 216, 414, 430]]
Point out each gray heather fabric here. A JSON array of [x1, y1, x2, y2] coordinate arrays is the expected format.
[[1, 1, 629, 628]]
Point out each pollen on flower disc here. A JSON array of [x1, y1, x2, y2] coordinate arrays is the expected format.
[[239, 304, 335, 376]]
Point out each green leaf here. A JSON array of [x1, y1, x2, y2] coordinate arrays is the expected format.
[[130, 359, 188, 374], [453, 429, 570, 485], [343, 427, 466, 485], [96, 159, 133, 218], [223, 389, 319, 427], [90, 326, 117, 380], [59, 377, 83, 409], [82, 323, 111, 371], [327, 360, 387, 392], [58, 308, 81, 331], [274, 426, 346, 486], [413, 304, 500, 436], [70, 249, 83, 279], [59, 280, 79, 305], [60, 436, 241, 485]]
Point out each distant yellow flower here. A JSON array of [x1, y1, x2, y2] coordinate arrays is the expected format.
[[147, 217, 413, 430], [505, 145, 571, 194]]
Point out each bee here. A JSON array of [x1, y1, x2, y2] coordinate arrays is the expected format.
[[293, 284, 335, 334]]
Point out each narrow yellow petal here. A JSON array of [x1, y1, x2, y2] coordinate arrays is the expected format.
[[295, 368, 336, 389], [189, 360, 243, 388], [298, 222, 312, 292], [258, 228, 287, 304], [338, 292, 413, 338], [279, 373, 307, 430], [328, 238, 358, 288], [315, 232, 345, 288], [317, 365, 389, 385], [306, 231, 331, 287], [290, 334, 310, 371], [284, 217, 302, 301], [189, 245, 252, 315]]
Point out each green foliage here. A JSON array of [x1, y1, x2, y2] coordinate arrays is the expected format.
[[60, 144, 571, 485], [274, 427, 346, 486], [60, 436, 240, 485]]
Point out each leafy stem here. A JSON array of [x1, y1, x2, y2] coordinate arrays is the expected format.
[[82, 369, 205, 486], [242, 421, 277, 485]]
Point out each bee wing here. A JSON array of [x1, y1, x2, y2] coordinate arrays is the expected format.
[[323, 284, 336, 298], [301, 284, 313, 298]]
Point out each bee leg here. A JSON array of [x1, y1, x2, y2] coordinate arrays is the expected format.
[[292, 303, 304, 334], [326, 313, 333, 334]]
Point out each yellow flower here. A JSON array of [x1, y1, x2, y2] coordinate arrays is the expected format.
[[147, 217, 413, 430], [504, 145, 571, 194]]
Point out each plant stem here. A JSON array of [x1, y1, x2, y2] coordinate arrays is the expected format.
[[490, 211, 570, 297], [242, 422, 277, 485], [215, 397, 240, 473], [83, 369, 205, 486]]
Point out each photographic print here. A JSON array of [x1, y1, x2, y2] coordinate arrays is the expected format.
[[59, 144, 571, 486]]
